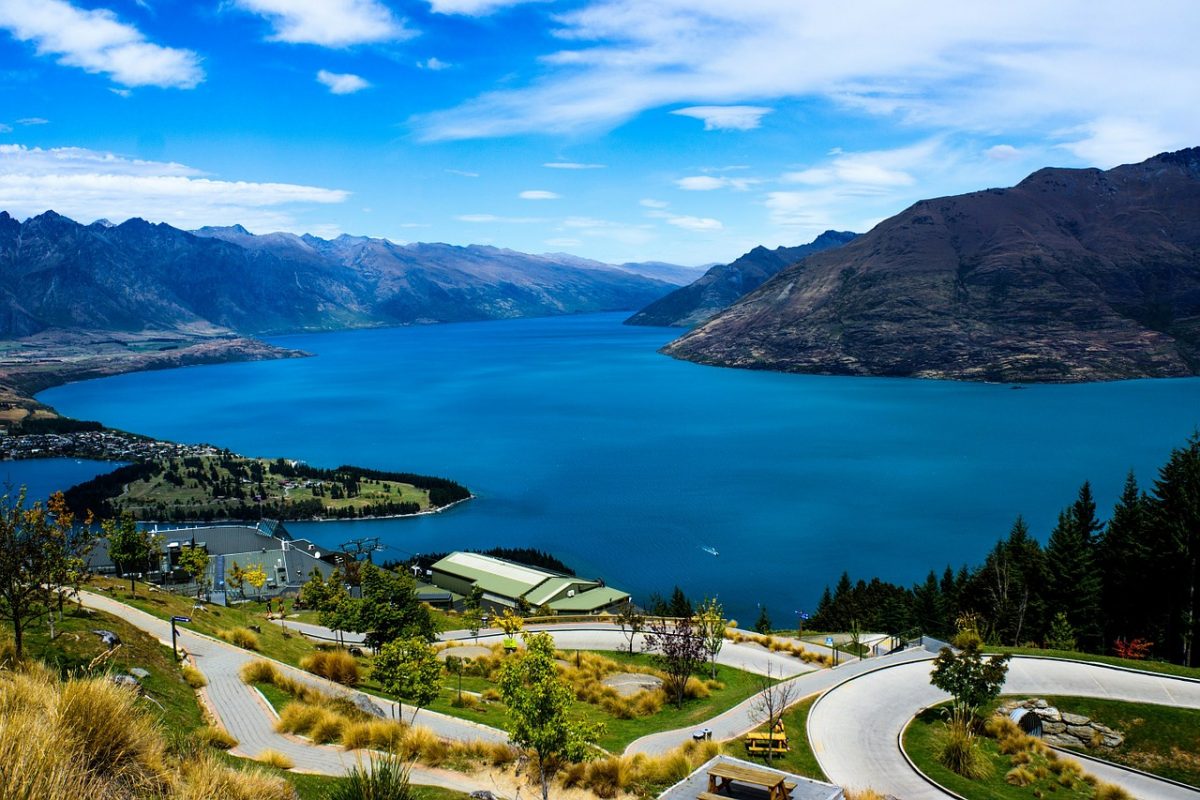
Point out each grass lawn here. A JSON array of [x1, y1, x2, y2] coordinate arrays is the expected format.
[[991, 647, 1200, 681], [89, 575, 320, 666], [904, 708, 1099, 800], [1031, 695, 1200, 788], [733, 694, 827, 781]]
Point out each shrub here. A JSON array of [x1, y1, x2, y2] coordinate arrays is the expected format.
[[257, 749, 294, 770], [176, 750, 295, 800], [309, 713, 346, 745], [57, 676, 170, 789], [938, 719, 993, 780], [182, 665, 208, 689], [218, 628, 260, 650], [682, 676, 710, 700], [331, 752, 414, 800], [240, 660, 278, 685], [195, 725, 238, 750], [1006, 766, 1035, 786], [300, 651, 361, 687], [480, 688, 501, 702], [1094, 783, 1134, 800]]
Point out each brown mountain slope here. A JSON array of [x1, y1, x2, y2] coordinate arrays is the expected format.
[[664, 148, 1200, 382]]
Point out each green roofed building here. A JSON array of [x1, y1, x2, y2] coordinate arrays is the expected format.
[[428, 551, 629, 614]]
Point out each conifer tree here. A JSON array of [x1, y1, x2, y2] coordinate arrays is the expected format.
[[1098, 472, 1156, 646], [1045, 487, 1103, 651], [1149, 435, 1200, 666]]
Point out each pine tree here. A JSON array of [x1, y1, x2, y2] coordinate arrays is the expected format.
[[1045, 487, 1103, 651], [1149, 435, 1200, 667], [1097, 472, 1156, 647]]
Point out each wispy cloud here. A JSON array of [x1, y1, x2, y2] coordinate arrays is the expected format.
[[17, 117, 48, 125], [233, 0, 410, 47], [665, 214, 722, 232], [544, 161, 605, 170], [676, 175, 760, 191], [0, 144, 347, 231], [518, 189, 560, 200], [411, 0, 1200, 169], [456, 213, 545, 223], [0, 0, 202, 88], [639, 198, 669, 209], [317, 69, 370, 94], [445, 168, 480, 177], [670, 105, 772, 131], [417, 57, 451, 70], [427, 0, 547, 16]]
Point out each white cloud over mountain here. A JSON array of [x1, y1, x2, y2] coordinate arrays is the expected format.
[[0, 0, 203, 88]]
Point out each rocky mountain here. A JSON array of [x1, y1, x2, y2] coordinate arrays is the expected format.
[[664, 148, 1200, 382], [0, 212, 676, 338], [625, 230, 857, 327]]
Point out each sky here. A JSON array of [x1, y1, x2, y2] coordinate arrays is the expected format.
[[1, 0, 1198, 265]]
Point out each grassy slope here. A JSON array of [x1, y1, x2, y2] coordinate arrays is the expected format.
[[732, 694, 827, 781], [1035, 695, 1200, 788]]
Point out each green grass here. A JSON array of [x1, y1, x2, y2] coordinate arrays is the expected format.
[[232, 757, 473, 800], [253, 680, 293, 714], [991, 647, 1200, 680], [734, 694, 826, 781], [1030, 695, 1200, 788], [89, 576, 319, 666], [904, 708, 1098, 800], [12, 603, 205, 735]]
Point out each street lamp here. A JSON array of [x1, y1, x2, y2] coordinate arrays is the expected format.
[[795, 610, 809, 642]]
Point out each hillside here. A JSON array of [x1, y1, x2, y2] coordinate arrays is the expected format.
[[625, 230, 857, 328], [664, 148, 1200, 382]]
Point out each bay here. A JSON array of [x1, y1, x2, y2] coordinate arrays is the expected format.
[[33, 313, 1200, 625]]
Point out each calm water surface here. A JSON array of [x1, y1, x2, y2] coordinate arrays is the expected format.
[[33, 313, 1200, 623]]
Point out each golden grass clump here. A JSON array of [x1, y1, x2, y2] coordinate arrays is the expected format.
[[1005, 766, 1036, 786], [843, 790, 886, 800], [194, 725, 238, 750], [682, 676, 711, 700], [175, 750, 295, 800], [1094, 782, 1134, 800], [256, 749, 294, 770], [181, 665, 207, 689], [938, 718, 993, 780], [451, 692, 482, 710], [299, 650, 361, 687], [240, 659, 279, 684], [480, 687, 501, 702], [217, 628, 260, 651]]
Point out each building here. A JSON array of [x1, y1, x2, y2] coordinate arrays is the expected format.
[[88, 519, 338, 602], [428, 551, 629, 614]]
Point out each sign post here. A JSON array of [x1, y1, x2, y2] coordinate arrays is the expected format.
[[171, 615, 191, 660]]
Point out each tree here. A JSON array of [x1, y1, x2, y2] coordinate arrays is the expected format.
[[643, 614, 706, 707], [227, 560, 247, 600], [1149, 434, 1200, 667], [47, 493, 95, 629], [974, 517, 1047, 646], [615, 600, 646, 654], [0, 490, 76, 656], [104, 512, 160, 594], [1098, 472, 1155, 646], [444, 654, 467, 703], [929, 638, 1011, 719], [243, 564, 267, 600], [748, 664, 799, 763], [668, 586, 692, 618], [1045, 486, 1103, 651], [697, 597, 726, 679], [1046, 611, 1076, 651], [498, 632, 602, 800], [374, 637, 442, 723], [350, 564, 436, 652], [178, 545, 211, 599], [464, 607, 483, 642], [498, 608, 524, 650], [755, 605, 772, 634]]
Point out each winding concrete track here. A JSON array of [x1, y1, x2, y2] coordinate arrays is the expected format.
[[808, 655, 1200, 800]]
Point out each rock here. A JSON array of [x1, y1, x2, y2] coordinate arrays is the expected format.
[[351, 693, 387, 719], [470, 792, 497, 800], [1102, 734, 1124, 748], [1034, 699, 1049, 709], [1042, 721, 1067, 735], [248, 624, 262, 634], [348, 647, 364, 657], [110, 674, 141, 690], [129, 668, 150, 679], [92, 629, 122, 649], [1044, 734, 1081, 748], [1067, 725, 1095, 740], [1062, 712, 1090, 726], [1034, 707, 1062, 722]]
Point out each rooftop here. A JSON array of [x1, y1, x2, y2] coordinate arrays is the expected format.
[[658, 756, 842, 800]]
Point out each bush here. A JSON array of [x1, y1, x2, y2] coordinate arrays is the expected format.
[[682, 676, 710, 700], [1006, 766, 1035, 786], [938, 719, 993, 780], [300, 651, 361, 687], [480, 688, 501, 702], [257, 749, 294, 770], [195, 725, 238, 750], [240, 660, 278, 685], [218, 628, 260, 651], [182, 666, 208, 689], [1094, 783, 1134, 800], [331, 752, 414, 800]]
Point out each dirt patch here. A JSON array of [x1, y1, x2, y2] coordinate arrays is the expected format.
[[436, 645, 492, 661], [602, 672, 664, 697]]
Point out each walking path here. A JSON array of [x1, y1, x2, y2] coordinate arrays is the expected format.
[[808, 655, 1200, 800]]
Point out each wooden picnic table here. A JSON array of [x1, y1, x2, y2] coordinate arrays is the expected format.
[[704, 762, 794, 800]]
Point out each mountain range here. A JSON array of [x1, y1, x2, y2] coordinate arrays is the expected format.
[[0, 212, 682, 339], [625, 230, 857, 328], [664, 148, 1200, 382]]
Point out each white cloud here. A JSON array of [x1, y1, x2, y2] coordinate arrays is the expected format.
[[985, 144, 1021, 161], [109, 88, 131, 98], [445, 168, 480, 177], [317, 69, 370, 94], [411, 0, 1200, 170], [670, 105, 772, 131], [519, 189, 560, 200], [0, 144, 347, 231], [417, 57, 451, 70], [427, 0, 547, 16], [639, 198, 669, 208], [0, 0, 202, 88], [17, 117, 48, 125], [666, 215, 722, 232], [0, 124, 10, 133], [676, 175, 761, 191], [544, 161, 605, 169], [456, 213, 545, 223], [233, 0, 410, 47], [559, 215, 656, 246], [1055, 117, 1180, 168]]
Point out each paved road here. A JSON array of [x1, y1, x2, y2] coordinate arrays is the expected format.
[[808, 656, 1200, 800], [79, 591, 508, 793]]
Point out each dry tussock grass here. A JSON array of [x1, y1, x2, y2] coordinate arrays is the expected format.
[[217, 628, 260, 651], [299, 650, 360, 687], [724, 630, 831, 666]]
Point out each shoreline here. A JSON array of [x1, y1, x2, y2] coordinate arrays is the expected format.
[[130, 494, 477, 526]]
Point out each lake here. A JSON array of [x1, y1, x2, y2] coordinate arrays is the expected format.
[[32, 313, 1200, 625]]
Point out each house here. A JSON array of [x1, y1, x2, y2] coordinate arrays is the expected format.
[[88, 519, 339, 602], [428, 551, 629, 614]]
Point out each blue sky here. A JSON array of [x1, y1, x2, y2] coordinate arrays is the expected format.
[[1, 0, 1198, 264]]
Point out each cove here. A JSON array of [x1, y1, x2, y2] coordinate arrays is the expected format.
[[35, 313, 1200, 625]]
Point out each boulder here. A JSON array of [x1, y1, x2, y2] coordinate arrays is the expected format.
[[352, 693, 387, 719], [1034, 707, 1062, 722], [1067, 725, 1095, 741], [1034, 699, 1049, 709], [1061, 712, 1090, 726], [1042, 721, 1067, 735], [130, 668, 150, 679]]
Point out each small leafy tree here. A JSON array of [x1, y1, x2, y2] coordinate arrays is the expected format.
[[227, 560, 246, 600], [1046, 611, 1076, 651], [697, 597, 726, 679], [464, 607, 483, 642], [104, 512, 161, 594], [499, 607, 523, 650], [929, 626, 1010, 778], [243, 564, 267, 600], [615, 600, 646, 654], [178, 545, 211, 599], [755, 605, 772, 634], [644, 614, 706, 707], [0, 489, 77, 656], [374, 637, 443, 723], [498, 632, 602, 800], [444, 654, 466, 703]]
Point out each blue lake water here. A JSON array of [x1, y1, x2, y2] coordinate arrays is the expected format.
[[29, 312, 1200, 624]]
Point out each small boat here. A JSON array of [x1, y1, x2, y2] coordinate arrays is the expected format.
[[701, 545, 719, 557]]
